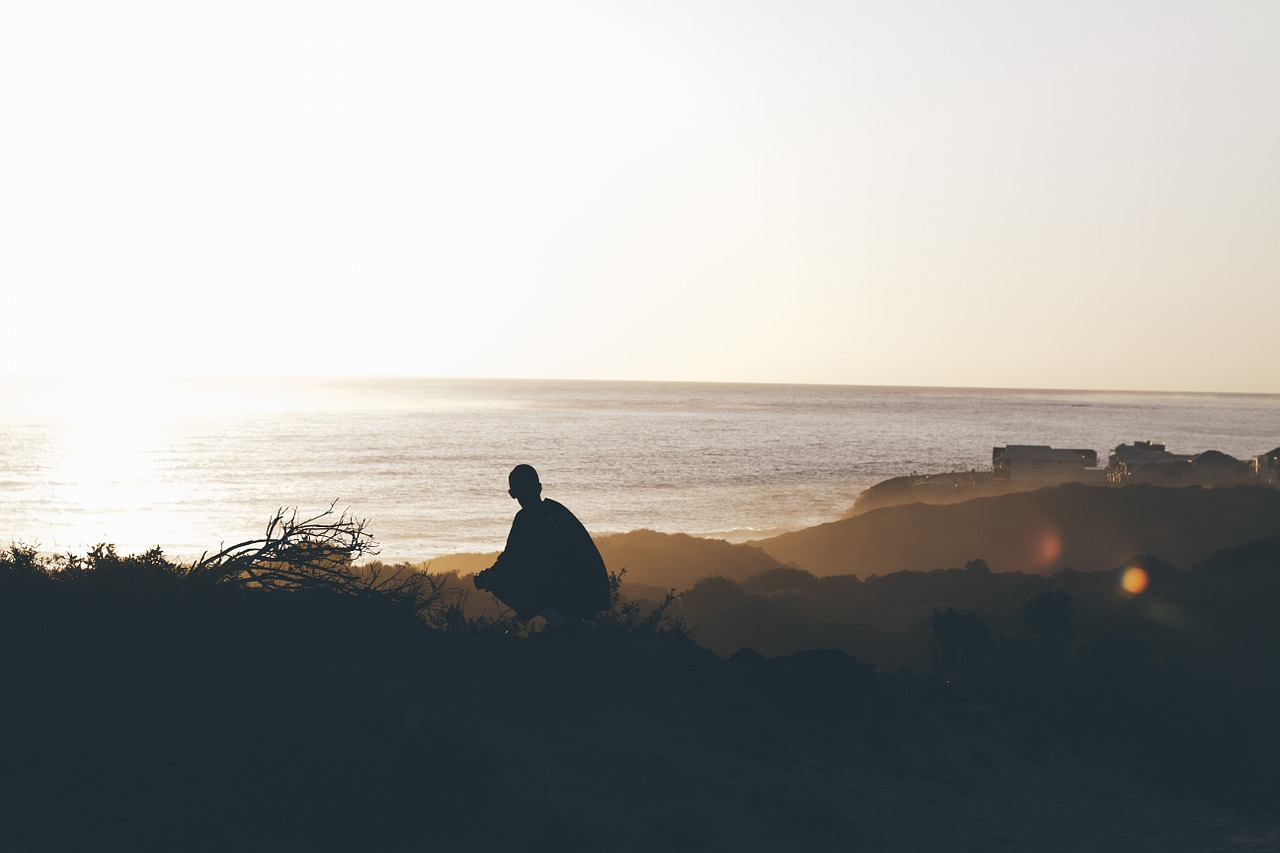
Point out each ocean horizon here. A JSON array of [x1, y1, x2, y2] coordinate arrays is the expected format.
[[3, 375, 1278, 563]]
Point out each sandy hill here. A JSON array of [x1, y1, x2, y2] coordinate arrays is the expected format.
[[756, 484, 1280, 576], [428, 528, 780, 590], [595, 529, 780, 587]]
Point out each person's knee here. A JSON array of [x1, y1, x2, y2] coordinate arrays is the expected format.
[[539, 607, 566, 629]]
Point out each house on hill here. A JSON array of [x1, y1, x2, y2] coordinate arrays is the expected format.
[[1190, 450, 1251, 484], [1107, 441, 1193, 484], [1255, 448, 1280, 487], [991, 445, 1104, 483], [1108, 441, 1251, 486]]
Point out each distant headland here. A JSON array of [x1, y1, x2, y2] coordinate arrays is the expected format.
[[846, 440, 1280, 516]]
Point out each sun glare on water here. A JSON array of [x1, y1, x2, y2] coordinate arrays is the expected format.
[[37, 377, 189, 551], [15, 373, 391, 555]]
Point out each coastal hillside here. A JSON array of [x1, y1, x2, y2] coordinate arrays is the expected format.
[[756, 483, 1280, 576], [595, 529, 780, 588]]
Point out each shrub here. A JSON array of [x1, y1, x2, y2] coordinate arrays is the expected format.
[[587, 567, 691, 639], [925, 606, 993, 695]]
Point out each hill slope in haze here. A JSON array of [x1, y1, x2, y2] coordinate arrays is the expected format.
[[756, 484, 1280, 576], [428, 528, 780, 590]]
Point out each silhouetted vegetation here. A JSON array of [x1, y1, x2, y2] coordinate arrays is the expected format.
[[421, 565, 691, 641], [670, 539, 1280, 804], [0, 512, 489, 852], [4, 513, 1279, 850]]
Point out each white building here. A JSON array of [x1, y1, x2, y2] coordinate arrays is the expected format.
[[991, 445, 1103, 483]]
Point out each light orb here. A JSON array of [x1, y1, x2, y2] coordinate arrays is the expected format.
[[1121, 567, 1149, 595]]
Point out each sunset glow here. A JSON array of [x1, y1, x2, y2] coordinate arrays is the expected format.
[[2, 2, 1278, 392]]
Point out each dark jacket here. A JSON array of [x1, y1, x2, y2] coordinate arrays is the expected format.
[[484, 499, 610, 621]]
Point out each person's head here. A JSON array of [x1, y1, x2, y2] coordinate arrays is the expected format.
[[508, 464, 542, 509]]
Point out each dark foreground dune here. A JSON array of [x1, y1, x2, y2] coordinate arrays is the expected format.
[[4, 607, 1275, 852], [756, 484, 1280, 576], [7, 483, 1280, 852], [5, 533, 1280, 852], [371, 635, 1278, 853]]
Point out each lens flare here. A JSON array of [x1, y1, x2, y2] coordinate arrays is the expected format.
[[1036, 528, 1063, 566], [1121, 567, 1149, 594]]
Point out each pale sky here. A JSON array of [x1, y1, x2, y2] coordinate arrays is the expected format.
[[2, 1, 1277, 393]]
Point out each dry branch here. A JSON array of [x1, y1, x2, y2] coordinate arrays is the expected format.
[[191, 503, 377, 592], [188, 504, 457, 619]]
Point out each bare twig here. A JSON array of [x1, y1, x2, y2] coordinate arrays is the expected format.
[[190, 502, 378, 594]]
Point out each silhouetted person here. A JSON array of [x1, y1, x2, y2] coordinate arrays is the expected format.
[[474, 465, 610, 634]]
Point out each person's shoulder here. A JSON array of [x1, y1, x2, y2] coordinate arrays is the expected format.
[[543, 498, 578, 517]]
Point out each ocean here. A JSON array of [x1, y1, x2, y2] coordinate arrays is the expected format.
[[2, 376, 1278, 562]]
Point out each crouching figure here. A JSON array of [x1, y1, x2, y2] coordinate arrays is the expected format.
[[474, 465, 610, 634]]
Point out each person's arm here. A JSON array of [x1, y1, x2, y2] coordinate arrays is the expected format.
[[475, 511, 528, 589]]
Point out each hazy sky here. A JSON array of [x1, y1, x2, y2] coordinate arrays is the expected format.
[[3, 1, 1277, 392]]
